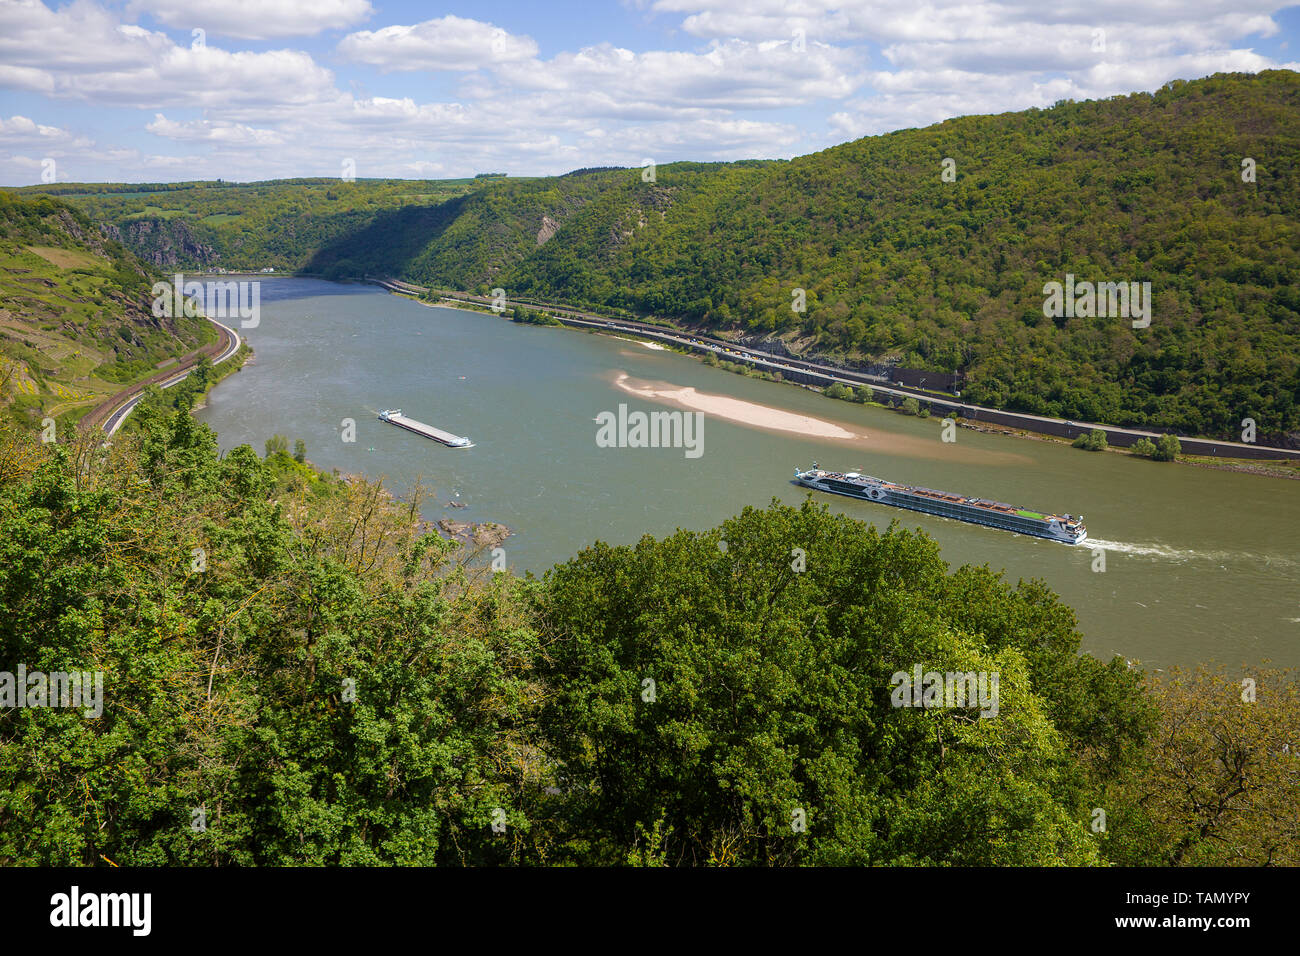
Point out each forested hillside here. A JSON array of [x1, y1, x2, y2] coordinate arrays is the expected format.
[[1, 407, 1295, 865], [28, 71, 1300, 443], [23, 178, 485, 274], [341, 71, 1300, 444], [0, 193, 214, 429]]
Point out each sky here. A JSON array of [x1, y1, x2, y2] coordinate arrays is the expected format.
[[1, 0, 1298, 185]]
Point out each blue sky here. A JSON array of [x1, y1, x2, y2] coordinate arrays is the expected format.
[[1, 0, 1298, 185]]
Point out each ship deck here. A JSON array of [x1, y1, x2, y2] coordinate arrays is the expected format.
[[808, 470, 1068, 524], [381, 411, 472, 447]]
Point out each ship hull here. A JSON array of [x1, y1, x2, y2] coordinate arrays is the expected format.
[[378, 410, 474, 448], [795, 471, 1087, 545]]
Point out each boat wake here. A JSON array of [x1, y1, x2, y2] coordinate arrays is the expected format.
[[1086, 538, 1296, 568]]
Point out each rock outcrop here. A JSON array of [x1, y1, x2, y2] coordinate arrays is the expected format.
[[100, 218, 220, 269]]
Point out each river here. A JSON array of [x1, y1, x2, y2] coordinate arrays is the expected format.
[[195, 278, 1299, 668]]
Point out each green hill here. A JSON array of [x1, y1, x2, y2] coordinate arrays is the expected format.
[[35, 70, 1300, 444], [0, 192, 215, 429], [21, 177, 486, 274], [330, 72, 1300, 444]]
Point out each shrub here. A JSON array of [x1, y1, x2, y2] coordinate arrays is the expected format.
[[1073, 428, 1108, 451], [825, 383, 852, 401], [1153, 433, 1181, 461]]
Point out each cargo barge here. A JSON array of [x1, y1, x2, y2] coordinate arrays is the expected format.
[[794, 463, 1086, 544], [378, 409, 474, 448]]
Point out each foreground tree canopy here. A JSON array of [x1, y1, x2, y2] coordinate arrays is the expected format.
[[0, 408, 1295, 865]]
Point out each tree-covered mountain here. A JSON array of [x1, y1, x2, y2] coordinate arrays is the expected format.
[[28, 70, 1300, 444], [0, 192, 215, 429], [316, 71, 1300, 444], [18, 177, 487, 274]]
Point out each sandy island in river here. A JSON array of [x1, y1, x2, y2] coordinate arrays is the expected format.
[[614, 372, 859, 439], [610, 372, 1032, 465]]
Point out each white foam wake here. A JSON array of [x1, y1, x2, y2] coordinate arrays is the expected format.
[[1086, 538, 1296, 568]]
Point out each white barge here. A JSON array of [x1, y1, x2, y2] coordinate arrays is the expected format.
[[378, 409, 474, 448]]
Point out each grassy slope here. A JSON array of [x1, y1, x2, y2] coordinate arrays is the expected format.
[[0, 192, 215, 428]]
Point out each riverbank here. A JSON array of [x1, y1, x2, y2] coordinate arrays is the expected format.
[[89, 315, 246, 435], [333, 469, 514, 550], [954, 418, 1300, 480], [188, 341, 252, 414], [386, 281, 1300, 476]]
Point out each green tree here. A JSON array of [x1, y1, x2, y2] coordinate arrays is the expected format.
[[0, 411, 543, 866], [1073, 428, 1108, 451], [0, 409, 1253, 869], [1153, 433, 1181, 461], [535, 499, 1149, 866], [1104, 666, 1300, 866], [1130, 437, 1157, 457]]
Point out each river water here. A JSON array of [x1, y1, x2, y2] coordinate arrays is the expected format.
[[195, 278, 1299, 668]]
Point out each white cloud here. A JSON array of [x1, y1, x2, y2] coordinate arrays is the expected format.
[[0, 0, 171, 71], [651, 0, 1297, 144], [498, 39, 864, 111], [651, 0, 1288, 45], [0, 117, 133, 184], [127, 0, 374, 40], [0, 115, 91, 149], [2, 0, 1297, 184], [0, 64, 54, 94], [339, 15, 538, 71], [70, 46, 337, 108], [146, 114, 284, 145], [827, 47, 1297, 140], [588, 116, 800, 159], [0, 2, 337, 109]]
